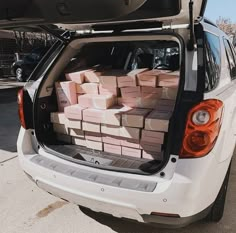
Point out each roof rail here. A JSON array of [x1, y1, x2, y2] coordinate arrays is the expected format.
[[203, 18, 218, 28]]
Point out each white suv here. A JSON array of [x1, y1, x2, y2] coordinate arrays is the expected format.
[[2, 0, 234, 228]]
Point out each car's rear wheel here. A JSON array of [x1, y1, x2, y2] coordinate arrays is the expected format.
[[206, 161, 232, 222], [16, 67, 24, 82]]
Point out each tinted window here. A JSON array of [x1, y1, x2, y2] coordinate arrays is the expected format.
[[204, 32, 221, 92], [223, 39, 236, 79]]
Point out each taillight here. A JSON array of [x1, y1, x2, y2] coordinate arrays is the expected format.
[[17, 88, 27, 129], [180, 99, 224, 158]]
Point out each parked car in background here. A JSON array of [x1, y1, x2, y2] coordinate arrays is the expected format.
[[11, 47, 49, 81]]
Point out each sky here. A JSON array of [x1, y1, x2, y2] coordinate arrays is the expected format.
[[205, 0, 236, 23]]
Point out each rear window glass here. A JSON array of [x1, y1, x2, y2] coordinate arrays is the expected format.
[[204, 32, 221, 92]]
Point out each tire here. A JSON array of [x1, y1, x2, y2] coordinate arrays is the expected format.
[[15, 67, 24, 82], [206, 162, 232, 222]]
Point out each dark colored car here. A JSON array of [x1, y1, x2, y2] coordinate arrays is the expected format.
[[11, 47, 49, 81]]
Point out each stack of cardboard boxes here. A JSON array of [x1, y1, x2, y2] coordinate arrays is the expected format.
[[52, 68, 179, 161]]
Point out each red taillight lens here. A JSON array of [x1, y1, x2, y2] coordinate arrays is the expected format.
[[17, 88, 26, 129], [180, 99, 224, 158]]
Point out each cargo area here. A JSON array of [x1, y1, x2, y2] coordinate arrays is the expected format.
[[35, 35, 182, 174]]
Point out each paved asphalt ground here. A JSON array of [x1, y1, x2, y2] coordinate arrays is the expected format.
[[0, 79, 235, 233]]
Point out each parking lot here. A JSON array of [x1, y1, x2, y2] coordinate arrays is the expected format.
[[0, 80, 235, 233]]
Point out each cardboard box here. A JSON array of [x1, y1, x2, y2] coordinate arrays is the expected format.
[[120, 126, 140, 140], [122, 108, 151, 128], [137, 70, 160, 87], [86, 140, 103, 151], [140, 141, 162, 152], [141, 87, 162, 98], [118, 96, 160, 109], [155, 99, 175, 112], [65, 118, 82, 130], [102, 106, 130, 126], [50, 112, 66, 124], [53, 123, 68, 135], [69, 128, 84, 138], [98, 75, 117, 87], [99, 85, 119, 96], [78, 94, 115, 109], [83, 108, 104, 123], [121, 138, 140, 149], [124, 68, 148, 88], [64, 104, 86, 120], [104, 143, 122, 155], [65, 70, 89, 84], [84, 71, 100, 83], [82, 122, 101, 133], [76, 83, 98, 94], [157, 72, 179, 87], [85, 132, 102, 142], [120, 86, 141, 98], [55, 81, 77, 112], [72, 137, 86, 147], [101, 124, 120, 137], [141, 130, 164, 144], [145, 110, 171, 132], [161, 87, 178, 100], [142, 151, 163, 160], [102, 134, 122, 145], [56, 134, 72, 143], [122, 147, 142, 158]]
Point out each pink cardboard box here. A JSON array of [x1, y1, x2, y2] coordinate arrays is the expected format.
[[157, 72, 179, 87], [86, 140, 103, 151], [101, 124, 120, 137], [65, 70, 89, 84], [102, 134, 122, 145], [72, 137, 86, 147], [50, 112, 66, 124], [82, 121, 101, 133], [83, 108, 104, 123], [120, 126, 140, 140], [122, 108, 151, 128], [142, 151, 163, 160], [104, 143, 122, 155], [122, 147, 142, 158], [145, 110, 171, 132], [56, 134, 72, 143], [140, 141, 162, 152], [117, 68, 148, 88], [76, 83, 98, 94], [53, 123, 68, 135], [84, 71, 100, 83], [155, 99, 175, 112], [161, 87, 178, 100], [141, 87, 162, 98], [78, 94, 115, 110], [141, 130, 164, 144], [65, 118, 81, 130], [98, 75, 117, 87], [99, 85, 119, 96], [55, 81, 77, 112], [118, 96, 160, 109], [120, 86, 141, 98], [121, 138, 140, 149], [85, 132, 102, 142], [69, 128, 84, 138], [102, 106, 130, 126], [137, 71, 160, 87], [64, 104, 86, 120]]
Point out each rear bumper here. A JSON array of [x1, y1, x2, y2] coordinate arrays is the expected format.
[[17, 128, 229, 227]]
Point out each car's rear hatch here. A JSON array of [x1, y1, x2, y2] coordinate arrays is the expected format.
[[0, 0, 207, 29]]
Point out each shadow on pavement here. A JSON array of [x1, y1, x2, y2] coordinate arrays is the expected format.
[[0, 91, 20, 152]]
